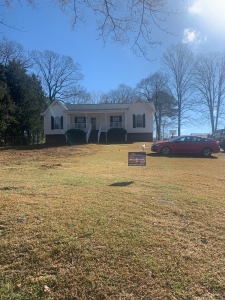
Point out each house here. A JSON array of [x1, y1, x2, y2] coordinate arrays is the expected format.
[[41, 99, 155, 144]]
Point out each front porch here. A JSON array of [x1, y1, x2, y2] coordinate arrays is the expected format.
[[66, 112, 127, 143], [67, 122, 126, 143]]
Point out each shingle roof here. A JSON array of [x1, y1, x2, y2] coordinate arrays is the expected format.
[[65, 103, 130, 111]]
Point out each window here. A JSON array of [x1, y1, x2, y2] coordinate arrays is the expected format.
[[77, 117, 84, 123], [110, 116, 122, 127], [136, 115, 143, 127], [177, 136, 203, 142], [177, 137, 186, 142], [55, 117, 61, 129], [51, 116, 63, 130], [133, 114, 145, 128], [191, 137, 202, 142], [75, 116, 86, 129], [113, 116, 119, 122], [184, 136, 192, 142]]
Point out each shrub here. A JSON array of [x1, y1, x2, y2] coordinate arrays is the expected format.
[[107, 128, 127, 143], [66, 129, 86, 145]]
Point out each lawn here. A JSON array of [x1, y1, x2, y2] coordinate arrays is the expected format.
[[0, 143, 225, 300]]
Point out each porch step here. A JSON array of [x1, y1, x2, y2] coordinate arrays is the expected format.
[[88, 130, 98, 143]]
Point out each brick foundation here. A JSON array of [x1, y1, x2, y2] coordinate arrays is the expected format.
[[45, 132, 153, 145], [45, 134, 67, 144], [127, 133, 153, 142]]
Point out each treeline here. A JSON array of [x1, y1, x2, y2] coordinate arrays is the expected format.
[[1, 37, 225, 143]]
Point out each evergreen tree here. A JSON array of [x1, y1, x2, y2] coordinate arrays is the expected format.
[[0, 63, 15, 137], [5, 60, 46, 144]]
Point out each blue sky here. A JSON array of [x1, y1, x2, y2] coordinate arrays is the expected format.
[[1, 0, 225, 135]]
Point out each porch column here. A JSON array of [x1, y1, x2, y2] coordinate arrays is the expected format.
[[125, 111, 128, 131], [86, 113, 87, 132], [66, 113, 68, 143], [105, 113, 107, 142]]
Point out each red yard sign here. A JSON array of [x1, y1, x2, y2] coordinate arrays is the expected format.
[[128, 152, 146, 166]]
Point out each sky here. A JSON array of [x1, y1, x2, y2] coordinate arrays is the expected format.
[[1, 0, 225, 135]]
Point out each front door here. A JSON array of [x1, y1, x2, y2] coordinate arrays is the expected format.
[[91, 117, 96, 130]]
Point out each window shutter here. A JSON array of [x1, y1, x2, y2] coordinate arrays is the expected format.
[[60, 116, 63, 129], [75, 117, 77, 123], [51, 116, 54, 130], [133, 114, 136, 128], [84, 117, 86, 128], [110, 116, 113, 122], [142, 114, 145, 128], [119, 116, 122, 122]]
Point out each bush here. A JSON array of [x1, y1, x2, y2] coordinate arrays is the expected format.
[[107, 128, 127, 143], [66, 129, 86, 145]]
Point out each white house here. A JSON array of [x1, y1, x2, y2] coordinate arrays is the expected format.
[[41, 99, 155, 144]]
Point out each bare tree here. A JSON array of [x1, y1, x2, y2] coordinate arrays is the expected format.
[[153, 90, 177, 139], [2, 0, 187, 60], [0, 0, 36, 7], [30, 49, 83, 103], [0, 14, 22, 31], [136, 71, 176, 139], [193, 52, 225, 133], [0, 37, 28, 66], [64, 86, 93, 104], [0, 0, 36, 30], [91, 90, 108, 103], [162, 44, 194, 136], [106, 83, 137, 103], [150, 72, 176, 140], [136, 77, 152, 102]]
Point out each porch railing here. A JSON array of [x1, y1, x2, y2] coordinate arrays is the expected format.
[[67, 122, 125, 132], [109, 122, 124, 129], [67, 123, 89, 131], [86, 124, 92, 143], [98, 124, 102, 143], [99, 122, 125, 131]]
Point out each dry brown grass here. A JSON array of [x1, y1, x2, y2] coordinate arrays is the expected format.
[[0, 143, 225, 300]]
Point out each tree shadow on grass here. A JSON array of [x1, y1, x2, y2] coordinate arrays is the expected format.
[[109, 181, 134, 187]]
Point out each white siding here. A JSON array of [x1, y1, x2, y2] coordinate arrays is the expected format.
[[127, 100, 154, 133], [44, 102, 67, 135]]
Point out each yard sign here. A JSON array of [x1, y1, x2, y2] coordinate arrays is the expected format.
[[128, 152, 146, 166]]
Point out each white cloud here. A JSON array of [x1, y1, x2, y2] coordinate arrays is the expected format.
[[188, 0, 205, 16], [183, 28, 197, 43], [182, 28, 204, 45], [189, 0, 225, 31]]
